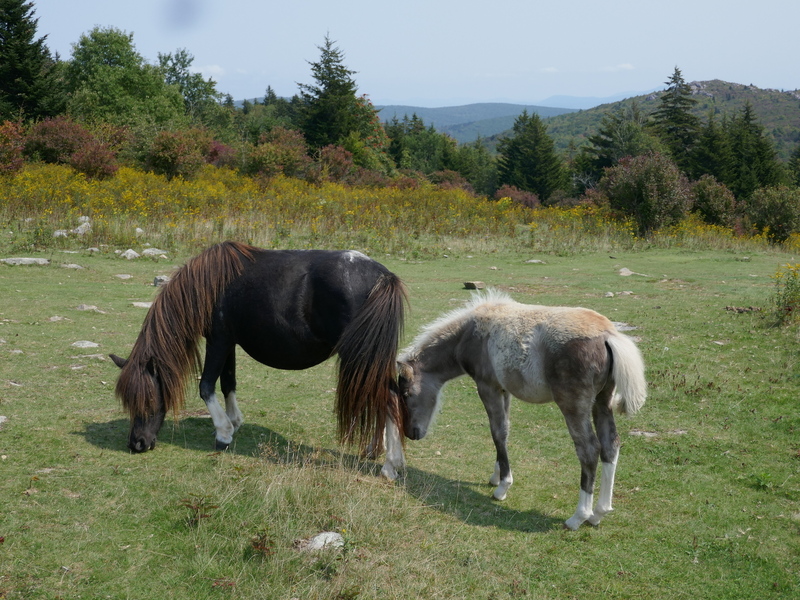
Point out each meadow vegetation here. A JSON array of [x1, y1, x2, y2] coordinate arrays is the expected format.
[[1, 169, 799, 599]]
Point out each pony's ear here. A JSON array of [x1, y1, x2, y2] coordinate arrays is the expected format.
[[109, 354, 128, 369]]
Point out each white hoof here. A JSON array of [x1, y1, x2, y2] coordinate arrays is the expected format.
[[380, 463, 399, 481], [588, 505, 613, 526]]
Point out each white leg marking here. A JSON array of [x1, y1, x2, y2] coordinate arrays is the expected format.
[[206, 393, 234, 445], [565, 489, 594, 530], [489, 461, 501, 486], [589, 458, 618, 526], [490, 462, 514, 501], [381, 418, 406, 481], [224, 391, 243, 432]]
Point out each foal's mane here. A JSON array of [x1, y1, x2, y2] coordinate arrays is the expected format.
[[115, 241, 256, 418], [401, 289, 515, 360]]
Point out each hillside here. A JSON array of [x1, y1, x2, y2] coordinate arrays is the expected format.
[[522, 80, 800, 160], [376, 103, 577, 144]]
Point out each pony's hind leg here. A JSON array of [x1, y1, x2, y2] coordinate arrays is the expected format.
[[588, 395, 620, 526], [220, 351, 243, 433], [478, 383, 513, 501]]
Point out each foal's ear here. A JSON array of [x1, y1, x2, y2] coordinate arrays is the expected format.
[[109, 354, 128, 369], [396, 361, 413, 381]]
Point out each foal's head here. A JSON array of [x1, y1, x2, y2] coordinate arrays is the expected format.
[[397, 360, 442, 440], [110, 354, 167, 452]]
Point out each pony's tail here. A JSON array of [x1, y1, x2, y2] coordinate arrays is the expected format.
[[335, 273, 408, 455], [606, 332, 647, 415]]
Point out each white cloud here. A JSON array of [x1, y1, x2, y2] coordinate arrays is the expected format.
[[199, 64, 225, 78], [600, 63, 635, 72]]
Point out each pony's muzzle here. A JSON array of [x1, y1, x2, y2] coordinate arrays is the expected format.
[[408, 425, 426, 440], [128, 432, 157, 453]]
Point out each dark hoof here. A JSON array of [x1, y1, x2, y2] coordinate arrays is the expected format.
[[215, 439, 230, 451]]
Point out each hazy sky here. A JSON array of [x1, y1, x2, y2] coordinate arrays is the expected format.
[[31, 0, 799, 107]]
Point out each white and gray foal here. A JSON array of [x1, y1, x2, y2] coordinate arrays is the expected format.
[[380, 290, 646, 530]]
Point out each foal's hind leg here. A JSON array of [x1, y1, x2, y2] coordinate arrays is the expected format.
[[588, 390, 620, 526], [220, 351, 243, 433], [477, 383, 513, 501], [557, 396, 600, 530]]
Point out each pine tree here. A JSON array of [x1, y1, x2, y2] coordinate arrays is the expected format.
[[0, 0, 63, 120], [650, 67, 700, 173], [497, 110, 567, 203], [689, 112, 731, 181], [298, 36, 361, 149], [789, 143, 800, 187], [724, 102, 787, 199]]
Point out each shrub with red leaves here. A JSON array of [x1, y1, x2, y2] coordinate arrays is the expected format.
[[0, 121, 25, 175]]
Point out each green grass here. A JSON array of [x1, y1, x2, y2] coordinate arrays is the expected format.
[[1, 244, 799, 599]]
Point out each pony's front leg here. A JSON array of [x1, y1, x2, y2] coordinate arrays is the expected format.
[[380, 416, 406, 481], [220, 352, 243, 433]]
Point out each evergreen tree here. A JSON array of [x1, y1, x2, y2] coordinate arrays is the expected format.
[[573, 102, 662, 192], [689, 112, 731, 181], [298, 36, 362, 149], [789, 143, 800, 188], [724, 102, 787, 199], [496, 110, 567, 203], [650, 67, 700, 173], [0, 0, 63, 120]]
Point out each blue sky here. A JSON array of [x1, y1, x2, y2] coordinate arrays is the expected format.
[[31, 0, 800, 107]]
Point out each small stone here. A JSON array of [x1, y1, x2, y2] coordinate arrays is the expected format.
[[464, 281, 485, 290], [61, 263, 84, 270], [132, 302, 152, 308], [1, 257, 50, 266], [297, 532, 344, 551], [71, 341, 99, 349], [604, 292, 615, 298], [142, 248, 168, 258], [525, 259, 546, 264], [153, 275, 171, 287], [120, 249, 140, 260], [115, 274, 133, 280]]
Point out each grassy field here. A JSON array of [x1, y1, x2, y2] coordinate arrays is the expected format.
[[1, 237, 799, 598]]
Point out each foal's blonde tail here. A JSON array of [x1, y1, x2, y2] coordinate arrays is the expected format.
[[606, 332, 647, 415]]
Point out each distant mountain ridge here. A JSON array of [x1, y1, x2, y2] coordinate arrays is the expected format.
[[376, 103, 577, 144], [376, 80, 800, 159]]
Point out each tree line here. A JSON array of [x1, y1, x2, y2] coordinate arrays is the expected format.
[[2, 1, 800, 240]]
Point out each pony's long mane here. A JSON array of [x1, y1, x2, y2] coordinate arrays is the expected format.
[[115, 241, 256, 419]]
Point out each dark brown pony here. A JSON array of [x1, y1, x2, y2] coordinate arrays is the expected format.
[[111, 241, 407, 456]]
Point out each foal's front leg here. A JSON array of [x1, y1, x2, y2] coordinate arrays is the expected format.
[[478, 383, 513, 501], [220, 351, 243, 433]]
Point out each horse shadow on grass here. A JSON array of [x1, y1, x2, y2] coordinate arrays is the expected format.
[[76, 417, 559, 533]]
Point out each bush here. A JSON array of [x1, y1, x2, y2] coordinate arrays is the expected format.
[[312, 144, 355, 183], [599, 152, 692, 235], [69, 138, 118, 180], [744, 186, 800, 243], [493, 184, 540, 208], [692, 175, 740, 228], [243, 126, 311, 179], [430, 170, 474, 194], [146, 128, 211, 180], [25, 116, 93, 164], [0, 121, 25, 175]]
